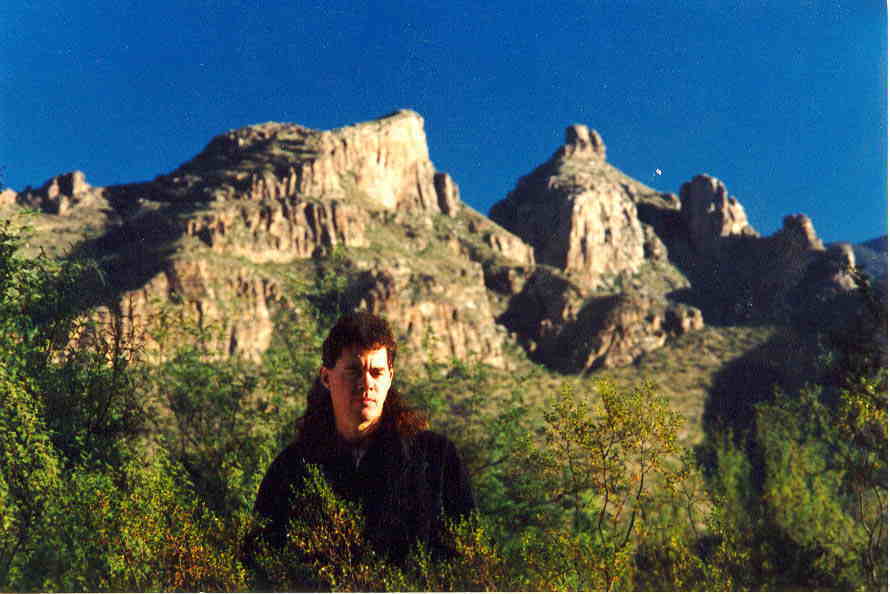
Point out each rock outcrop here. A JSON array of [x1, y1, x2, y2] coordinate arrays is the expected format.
[[352, 260, 506, 367], [497, 267, 586, 354], [557, 124, 606, 161], [848, 235, 888, 282], [80, 259, 287, 363], [12, 113, 860, 373], [490, 125, 648, 290], [753, 214, 857, 316], [0, 188, 18, 206], [14, 171, 102, 215], [675, 182, 859, 324], [548, 294, 704, 372], [143, 110, 457, 216], [61, 111, 522, 365], [184, 198, 370, 262], [680, 174, 758, 252], [496, 268, 703, 371]]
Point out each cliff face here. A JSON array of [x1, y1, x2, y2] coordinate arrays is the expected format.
[[6, 111, 860, 371], [669, 176, 858, 324], [490, 125, 650, 290], [102, 259, 287, 360], [136, 110, 455, 213], [488, 125, 704, 368], [104, 110, 461, 264], [10, 110, 528, 366], [680, 174, 758, 252]]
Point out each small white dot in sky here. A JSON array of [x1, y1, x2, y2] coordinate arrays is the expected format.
[[655, 168, 662, 176]]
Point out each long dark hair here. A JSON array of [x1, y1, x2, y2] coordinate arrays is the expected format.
[[296, 312, 428, 453]]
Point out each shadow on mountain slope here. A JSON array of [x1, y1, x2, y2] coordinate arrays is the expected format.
[[64, 183, 214, 310], [702, 328, 816, 443]]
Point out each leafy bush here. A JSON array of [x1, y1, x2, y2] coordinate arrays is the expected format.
[[0, 368, 63, 587], [695, 268, 888, 591], [143, 348, 279, 515]]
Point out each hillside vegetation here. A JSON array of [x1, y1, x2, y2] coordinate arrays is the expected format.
[[1, 221, 885, 591]]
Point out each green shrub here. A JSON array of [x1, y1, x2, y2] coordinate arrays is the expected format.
[[0, 368, 63, 588], [143, 348, 279, 515], [14, 455, 248, 592]]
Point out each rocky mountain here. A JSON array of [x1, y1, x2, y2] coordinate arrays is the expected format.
[[844, 235, 887, 283], [488, 124, 858, 369], [0, 110, 861, 374]]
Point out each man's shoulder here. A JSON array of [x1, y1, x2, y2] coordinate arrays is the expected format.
[[273, 439, 306, 461], [414, 429, 450, 443], [408, 429, 460, 457], [265, 440, 312, 478]]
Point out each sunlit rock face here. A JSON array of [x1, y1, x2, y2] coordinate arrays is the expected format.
[[490, 124, 647, 291], [132, 110, 462, 262], [15, 113, 864, 370], [351, 260, 507, 368], [93, 259, 285, 362], [183, 198, 370, 263], [53, 111, 516, 366], [13, 171, 105, 215], [680, 174, 758, 252], [147, 109, 456, 215]]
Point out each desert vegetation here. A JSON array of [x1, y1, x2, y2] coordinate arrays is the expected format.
[[0, 220, 886, 591]]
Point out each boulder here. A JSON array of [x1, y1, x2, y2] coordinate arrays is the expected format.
[[0, 188, 17, 206]]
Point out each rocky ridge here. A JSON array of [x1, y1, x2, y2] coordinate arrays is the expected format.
[[4, 111, 529, 365], [3, 111, 860, 371], [666, 178, 859, 324]]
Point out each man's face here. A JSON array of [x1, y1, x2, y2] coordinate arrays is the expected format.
[[320, 344, 393, 442]]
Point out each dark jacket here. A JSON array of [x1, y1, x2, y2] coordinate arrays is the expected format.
[[249, 428, 475, 564]]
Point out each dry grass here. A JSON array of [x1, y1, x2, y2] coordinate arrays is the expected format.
[[0, 201, 116, 259], [480, 324, 780, 448], [596, 325, 778, 446]]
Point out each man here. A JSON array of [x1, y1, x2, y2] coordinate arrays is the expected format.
[[248, 312, 475, 570]]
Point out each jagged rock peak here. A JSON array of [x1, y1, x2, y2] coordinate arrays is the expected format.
[[777, 213, 824, 252], [12, 171, 96, 215], [46, 170, 91, 197], [556, 124, 606, 161], [156, 109, 459, 216], [680, 174, 758, 252], [490, 122, 646, 290]]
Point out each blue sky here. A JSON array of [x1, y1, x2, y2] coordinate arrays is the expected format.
[[2, 1, 886, 244]]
